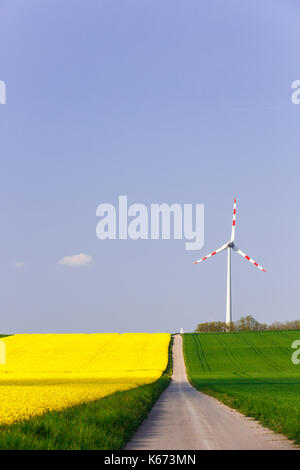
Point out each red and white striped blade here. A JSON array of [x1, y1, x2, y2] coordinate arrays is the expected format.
[[230, 197, 237, 242], [235, 248, 266, 272], [193, 243, 228, 265]]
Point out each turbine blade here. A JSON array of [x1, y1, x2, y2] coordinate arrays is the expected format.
[[230, 197, 237, 242], [235, 247, 266, 272], [193, 243, 228, 265]]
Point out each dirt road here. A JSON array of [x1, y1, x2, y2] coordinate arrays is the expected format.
[[126, 335, 297, 450]]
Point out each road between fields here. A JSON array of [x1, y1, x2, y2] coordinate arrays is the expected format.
[[125, 335, 297, 450]]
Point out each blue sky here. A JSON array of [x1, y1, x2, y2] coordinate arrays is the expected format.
[[0, 0, 299, 333]]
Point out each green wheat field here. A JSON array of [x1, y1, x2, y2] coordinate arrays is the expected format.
[[183, 330, 300, 445]]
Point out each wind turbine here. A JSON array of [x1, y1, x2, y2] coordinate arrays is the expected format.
[[193, 198, 266, 326]]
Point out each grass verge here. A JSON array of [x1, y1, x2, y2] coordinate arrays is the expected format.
[[0, 337, 173, 450], [183, 331, 300, 445]]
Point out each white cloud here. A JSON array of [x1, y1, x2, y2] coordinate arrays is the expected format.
[[15, 262, 25, 268], [58, 253, 93, 267]]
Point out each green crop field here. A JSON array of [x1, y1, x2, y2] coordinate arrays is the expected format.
[[183, 331, 300, 445]]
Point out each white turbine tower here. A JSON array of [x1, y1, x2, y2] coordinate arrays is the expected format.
[[193, 198, 266, 327]]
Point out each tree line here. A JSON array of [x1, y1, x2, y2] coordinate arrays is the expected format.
[[195, 315, 300, 333]]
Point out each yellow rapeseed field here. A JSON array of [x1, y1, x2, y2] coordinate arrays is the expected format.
[[0, 333, 170, 425]]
